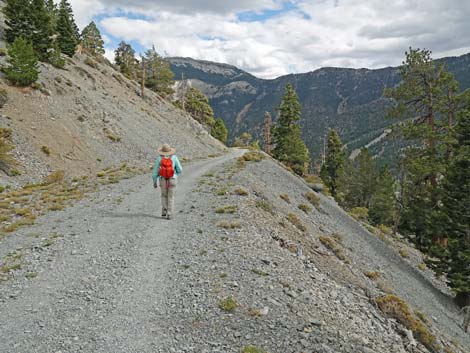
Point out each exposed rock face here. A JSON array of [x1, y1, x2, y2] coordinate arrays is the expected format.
[[169, 54, 470, 161]]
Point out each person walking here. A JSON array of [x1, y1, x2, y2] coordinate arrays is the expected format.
[[152, 144, 183, 220]]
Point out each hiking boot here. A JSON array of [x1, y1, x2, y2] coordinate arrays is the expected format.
[[162, 210, 167, 218], [166, 214, 172, 220]]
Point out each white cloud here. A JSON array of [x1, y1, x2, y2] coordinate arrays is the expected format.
[[71, 0, 470, 78]]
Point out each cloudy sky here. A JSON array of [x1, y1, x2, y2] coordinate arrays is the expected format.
[[69, 0, 470, 79]]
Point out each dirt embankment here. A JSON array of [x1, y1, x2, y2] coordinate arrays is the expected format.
[[0, 54, 225, 187]]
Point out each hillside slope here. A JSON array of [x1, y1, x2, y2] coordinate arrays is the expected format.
[[169, 53, 470, 160], [0, 54, 224, 186], [0, 151, 467, 352]]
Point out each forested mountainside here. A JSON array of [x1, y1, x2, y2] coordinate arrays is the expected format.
[[169, 53, 470, 161]]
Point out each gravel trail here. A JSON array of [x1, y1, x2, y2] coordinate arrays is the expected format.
[[0, 150, 242, 353]]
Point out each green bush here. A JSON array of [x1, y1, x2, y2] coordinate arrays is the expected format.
[[349, 207, 369, 222]]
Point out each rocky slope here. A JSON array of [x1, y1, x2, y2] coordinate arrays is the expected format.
[[0, 151, 468, 353], [169, 53, 470, 161], [0, 54, 224, 187]]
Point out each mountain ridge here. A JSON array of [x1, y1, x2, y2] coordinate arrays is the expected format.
[[169, 52, 470, 162]]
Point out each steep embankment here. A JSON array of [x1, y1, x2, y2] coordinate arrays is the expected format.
[[0, 54, 224, 186], [0, 151, 467, 353]]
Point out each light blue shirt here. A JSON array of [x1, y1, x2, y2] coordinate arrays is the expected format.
[[152, 155, 183, 184]]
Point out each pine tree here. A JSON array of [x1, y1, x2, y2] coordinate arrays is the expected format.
[[143, 46, 174, 96], [81, 21, 105, 56], [211, 118, 228, 144], [385, 48, 462, 248], [369, 166, 397, 226], [4, 37, 39, 86], [320, 129, 345, 197], [48, 41, 65, 69], [441, 108, 470, 302], [2, 0, 33, 44], [184, 87, 215, 126], [114, 41, 138, 80], [272, 84, 310, 175], [337, 148, 378, 209], [30, 0, 53, 60], [56, 0, 79, 57]]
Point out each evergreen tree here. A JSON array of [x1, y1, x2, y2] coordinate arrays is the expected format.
[[81, 21, 105, 55], [272, 84, 310, 175], [337, 148, 378, 209], [2, 0, 33, 44], [320, 129, 345, 197], [143, 46, 174, 96], [385, 48, 462, 248], [184, 87, 215, 126], [56, 0, 79, 57], [48, 41, 65, 69], [114, 41, 138, 80], [442, 108, 470, 301], [4, 37, 39, 86], [369, 166, 397, 226], [211, 118, 228, 144], [30, 0, 53, 60]]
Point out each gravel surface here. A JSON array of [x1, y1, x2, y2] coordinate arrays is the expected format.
[[0, 150, 468, 353]]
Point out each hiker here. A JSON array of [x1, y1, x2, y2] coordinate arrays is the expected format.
[[152, 144, 183, 220], [462, 306, 470, 333]]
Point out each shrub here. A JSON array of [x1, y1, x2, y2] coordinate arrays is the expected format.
[[215, 187, 228, 196], [319, 236, 348, 262], [44, 170, 65, 184], [298, 203, 312, 213], [104, 128, 121, 142], [4, 37, 39, 86], [218, 220, 241, 229], [215, 205, 238, 214], [218, 297, 237, 312], [242, 346, 265, 353], [304, 191, 320, 208], [375, 295, 439, 351], [0, 88, 8, 108], [287, 213, 306, 232], [84, 57, 98, 69], [256, 199, 274, 214], [48, 43, 65, 69], [399, 249, 409, 258], [41, 145, 51, 155], [364, 271, 381, 280], [0, 128, 17, 170], [304, 174, 322, 184], [242, 151, 265, 162], [234, 187, 248, 196], [349, 207, 369, 222], [0, 48, 7, 56], [280, 193, 291, 203]]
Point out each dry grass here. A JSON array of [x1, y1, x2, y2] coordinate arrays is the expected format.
[[375, 295, 440, 351], [0, 164, 142, 236], [364, 271, 381, 280], [241, 346, 265, 353], [233, 187, 248, 196], [104, 128, 121, 142], [279, 193, 291, 203], [304, 191, 320, 208], [298, 203, 312, 214], [287, 213, 306, 232], [215, 187, 228, 196], [319, 235, 348, 262], [218, 220, 241, 229], [256, 200, 274, 215], [215, 205, 238, 214]]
